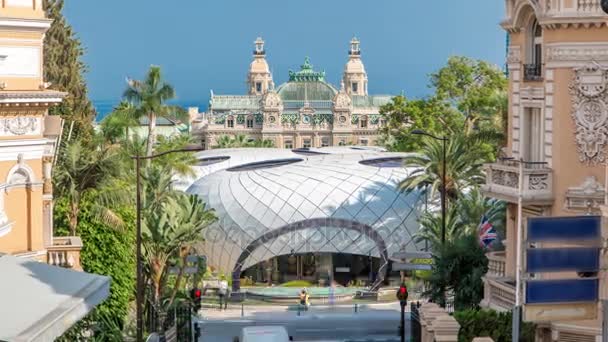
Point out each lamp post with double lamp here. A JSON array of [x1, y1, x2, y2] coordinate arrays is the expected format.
[[410, 129, 449, 306], [132, 145, 204, 342]]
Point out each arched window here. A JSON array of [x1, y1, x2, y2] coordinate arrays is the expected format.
[[525, 19, 542, 80], [227, 116, 234, 128], [360, 116, 368, 128], [246, 115, 254, 128]]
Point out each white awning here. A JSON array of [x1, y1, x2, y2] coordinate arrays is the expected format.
[[0, 255, 110, 342]]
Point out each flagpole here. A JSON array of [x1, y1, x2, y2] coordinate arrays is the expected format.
[[513, 159, 524, 342]]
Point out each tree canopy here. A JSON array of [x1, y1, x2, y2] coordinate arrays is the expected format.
[[43, 0, 95, 138]]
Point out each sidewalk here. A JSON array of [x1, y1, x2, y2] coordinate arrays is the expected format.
[[198, 301, 408, 320]]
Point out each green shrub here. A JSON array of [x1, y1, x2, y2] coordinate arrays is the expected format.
[[55, 193, 135, 337], [280, 280, 314, 288], [454, 309, 535, 342]]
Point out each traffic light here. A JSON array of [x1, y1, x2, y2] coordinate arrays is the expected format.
[[602, 0, 608, 14], [191, 287, 202, 311], [396, 284, 408, 302]]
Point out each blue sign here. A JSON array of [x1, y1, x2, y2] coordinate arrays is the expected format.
[[527, 216, 601, 242], [526, 248, 600, 273], [526, 278, 598, 304]]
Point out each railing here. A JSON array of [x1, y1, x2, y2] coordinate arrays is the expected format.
[[47, 236, 83, 271], [486, 251, 506, 278], [484, 278, 516, 311], [411, 301, 422, 342], [577, 0, 603, 12], [523, 64, 543, 81], [482, 158, 553, 205]]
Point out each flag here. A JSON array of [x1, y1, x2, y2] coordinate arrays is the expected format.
[[478, 215, 497, 249]]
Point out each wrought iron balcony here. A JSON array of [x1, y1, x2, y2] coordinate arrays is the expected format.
[[482, 158, 553, 205], [47, 236, 83, 271], [523, 63, 543, 81]]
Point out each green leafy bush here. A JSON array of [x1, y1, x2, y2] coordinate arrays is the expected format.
[[454, 309, 535, 342], [55, 193, 135, 336]]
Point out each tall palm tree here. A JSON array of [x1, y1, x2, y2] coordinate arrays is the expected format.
[[123, 65, 186, 157], [54, 137, 130, 235], [398, 134, 485, 202]]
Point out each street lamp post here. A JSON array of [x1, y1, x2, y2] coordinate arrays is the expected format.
[[132, 145, 204, 342], [411, 129, 449, 306]]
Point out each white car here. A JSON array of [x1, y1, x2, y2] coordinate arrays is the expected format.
[[234, 326, 292, 342]]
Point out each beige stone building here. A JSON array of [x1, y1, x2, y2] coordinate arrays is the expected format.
[[0, 0, 82, 269], [190, 37, 392, 149], [481, 0, 608, 340]]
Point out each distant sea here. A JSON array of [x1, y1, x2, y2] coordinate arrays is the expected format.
[[93, 99, 208, 122]]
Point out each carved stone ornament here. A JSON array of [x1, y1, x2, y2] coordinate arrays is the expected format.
[[565, 176, 605, 211], [569, 64, 608, 164], [261, 91, 282, 111], [0, 117, 41, 136], [333, 91, 351, 111]]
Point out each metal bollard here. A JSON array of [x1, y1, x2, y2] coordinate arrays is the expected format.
[[297, 304, 301, 316], [354, 303, 358, 313], [241, 303, 244, 317]]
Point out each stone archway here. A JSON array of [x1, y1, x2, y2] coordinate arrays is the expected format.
[[231, 218, 389, 292]]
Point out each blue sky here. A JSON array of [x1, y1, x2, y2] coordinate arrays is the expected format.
[[64, 0, 505, 106]]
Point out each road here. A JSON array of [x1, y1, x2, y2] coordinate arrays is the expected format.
[[197, 304, 410, 342]]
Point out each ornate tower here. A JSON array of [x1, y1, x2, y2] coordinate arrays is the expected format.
[[342, 37, 368, 96], [247, 37, 273, 95]]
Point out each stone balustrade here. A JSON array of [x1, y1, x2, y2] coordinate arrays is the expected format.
[[485, 251, 506, 278], [418, 303, 460, 342], [482, 277, 516, 312], [482, 159, 553, 206], [47, 236, 83, 271]]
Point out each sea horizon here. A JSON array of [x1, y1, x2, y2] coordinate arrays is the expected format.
[[93, 99, 208, 122]]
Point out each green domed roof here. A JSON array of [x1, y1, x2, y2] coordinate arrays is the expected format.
[[277, 57, 337, 101]]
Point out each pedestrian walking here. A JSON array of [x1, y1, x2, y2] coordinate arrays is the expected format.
[[328, 283, 335, 307], [218, 280, 228, 310]]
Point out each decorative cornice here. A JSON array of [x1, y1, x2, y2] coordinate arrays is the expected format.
[[545, 42, 608, 68], [0, 17, 52, 31]]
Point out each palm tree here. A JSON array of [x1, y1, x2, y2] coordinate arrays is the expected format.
[[54, 137, 130, 235], [154, 135, 198, 177], [214, 135, 235, 149], [456, 187, 506, 237], [415, 207, 465, 248], [142, 192, 216, 325], [123, 65, 186, 157], [398, 134, 485, 202], [100, 100, 138, 143]]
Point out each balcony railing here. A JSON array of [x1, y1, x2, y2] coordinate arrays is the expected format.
[[482, 158, 553, 205], [483, 278, 516, 312], [486, 251, 506, 278], [47, 236, 83, 271], [523, 64, 543, 81]]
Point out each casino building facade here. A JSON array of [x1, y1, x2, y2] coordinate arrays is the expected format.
[[186, 147, 425, 291], [190, 37, 393, 149]]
